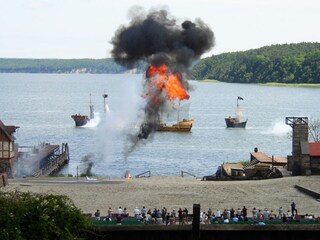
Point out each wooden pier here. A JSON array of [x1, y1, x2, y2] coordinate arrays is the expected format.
[[17, 143, 69, 177]]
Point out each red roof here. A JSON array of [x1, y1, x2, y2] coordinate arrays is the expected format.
[[310, 143, 320, 156]]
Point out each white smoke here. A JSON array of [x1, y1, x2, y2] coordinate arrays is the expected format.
[[263, 120, 291, 136], [83, 112, 101, 128], [93, 79, 144, 174]]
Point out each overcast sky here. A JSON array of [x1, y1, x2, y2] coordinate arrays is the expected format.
[[0, 0, 319, 59]]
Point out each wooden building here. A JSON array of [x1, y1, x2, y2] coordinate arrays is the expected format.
[[297, 142, 320, 175], [214, 148, 286, 180], [250, 148, 287, 167], [286, 117, 320, 175], [0, 120, 19, 178], [310, 142, 320, 174]]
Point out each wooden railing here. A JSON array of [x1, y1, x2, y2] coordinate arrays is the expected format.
[[32, 143, 69, 177], [181, 171, 197, 178], [135, 171, 151, 178]]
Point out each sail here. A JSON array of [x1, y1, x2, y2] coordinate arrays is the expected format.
[[160, 101, 190, 123], [235, 106, 243, 122], [105, 103, 110, 113]]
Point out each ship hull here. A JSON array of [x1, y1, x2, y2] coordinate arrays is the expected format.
[[158, 119, 193, 132], [71, 115, 89, 127], [225, 117, 247, 128]]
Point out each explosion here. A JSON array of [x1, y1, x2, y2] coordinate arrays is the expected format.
[[137, 63, 190, 139], [146, 64, 189, 102], [111, 7, 215, 144]]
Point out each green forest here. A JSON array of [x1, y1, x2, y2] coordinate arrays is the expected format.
[[191, 42, 320, 84], [0, 58, 146, 74], [0, 42, 319, 84]]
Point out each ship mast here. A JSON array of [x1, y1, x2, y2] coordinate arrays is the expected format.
[[177, 101, 180, 123], [236, 96, 244, 121], [89, 93, 94, 119], [102, 90, 108, 113]]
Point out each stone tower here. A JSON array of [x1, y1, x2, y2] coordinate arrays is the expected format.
[[285, 117, 310, 175]]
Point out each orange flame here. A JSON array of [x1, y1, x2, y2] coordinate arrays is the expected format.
[[146, 64, 189, 101]]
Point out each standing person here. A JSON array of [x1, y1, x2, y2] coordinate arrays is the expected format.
[[230, 208, 235, 219], [134, 207, 140, 219], [223, 209, 228, 220], [182, 210, 187, 225], [252, 207, 258, 219], [291, 201, 298, 216], [123, 207, 129, 217], [278, 207, 283, 219], [117, 206, 123, 215], [141, 206, 147, 217], [178, 208, 183, 224], [242, 206, 248, 218], [107, 207, 112, 219], [161, 207, 167, 223], [215, 209, 221, 220], [116, 214, 123, 225], [287, 210, 293, 220], [166, 213, 170, 225], [207, 208, 212, 221], [172, 209, 177, 219], [263, 208, 270, 219], [236, 208, 242, 217], [184, 208, 189, 224], [94, 209, 101, 221]]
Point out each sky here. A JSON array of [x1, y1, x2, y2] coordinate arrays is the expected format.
[[0, 0, 319, 59]]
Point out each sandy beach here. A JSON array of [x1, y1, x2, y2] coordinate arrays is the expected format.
[[5, 175, 320, 217]]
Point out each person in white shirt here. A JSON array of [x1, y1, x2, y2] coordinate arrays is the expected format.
[[215, 209, 221, 219], [287, 210, 293, 220], [134, 207, 140, 218], [117, 206, 123, 215]]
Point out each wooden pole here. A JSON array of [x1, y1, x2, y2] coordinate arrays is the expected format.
[[192, 204, 200, 240]]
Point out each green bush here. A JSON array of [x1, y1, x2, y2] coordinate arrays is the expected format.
[[0, 190, 92, 240]]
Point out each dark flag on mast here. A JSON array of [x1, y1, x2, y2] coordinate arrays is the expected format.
[[238, 96, 244, 100]]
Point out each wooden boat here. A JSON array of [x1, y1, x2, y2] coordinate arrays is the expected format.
[[158, 119, 193, 132], [225, 96, 247, 128], [157, 102, 193, 132], [225, 117, 247, 128], [71, 114, 90, 127], [71, 94, 94, 127]]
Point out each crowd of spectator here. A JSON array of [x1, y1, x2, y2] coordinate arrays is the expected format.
[[92, 201, 317, 225]]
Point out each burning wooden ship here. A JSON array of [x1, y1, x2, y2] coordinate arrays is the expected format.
[[158, 119, 193, 132], [225, 96, 247, 128], [157, 100, 193, 132], [71, 94, 94, 127], [137, 64, 193, 137]]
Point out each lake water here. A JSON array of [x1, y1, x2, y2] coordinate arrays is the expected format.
[[1, 73, 319, 177]]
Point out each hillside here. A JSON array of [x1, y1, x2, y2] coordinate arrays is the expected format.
[[191, 42, 320, 84], [1, 43, 319, 84], [0, 58, 146, 74]]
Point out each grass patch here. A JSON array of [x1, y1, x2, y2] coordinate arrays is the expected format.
[[196, 79, 220, 83], [238, 160, 250, 166], [258, 82, 320, 88]]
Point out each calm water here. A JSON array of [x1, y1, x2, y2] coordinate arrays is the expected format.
[[1, 73, 319, 177]]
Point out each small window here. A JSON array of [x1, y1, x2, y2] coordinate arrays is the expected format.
[[3, 142, 9, 151]]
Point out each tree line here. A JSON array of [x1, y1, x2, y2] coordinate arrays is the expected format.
[[191, 42, 320, 84], [0, 42, 319, 84], [0, 58, 146, 74]]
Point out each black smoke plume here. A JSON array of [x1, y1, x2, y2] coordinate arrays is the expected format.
[[111, 7, 215, 143], [112, 8, 214, 70]]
